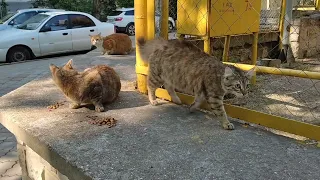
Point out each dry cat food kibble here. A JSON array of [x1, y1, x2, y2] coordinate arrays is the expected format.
[[86, 115, 117, 128], [47, 102, 64, 109]]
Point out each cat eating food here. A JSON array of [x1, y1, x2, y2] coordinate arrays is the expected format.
[[137, 37, 254, 130], [90, 33, 133, 55], [49, 59, 121, 112]]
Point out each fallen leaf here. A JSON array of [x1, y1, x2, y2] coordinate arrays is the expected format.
[[242, 124, 248, 128]]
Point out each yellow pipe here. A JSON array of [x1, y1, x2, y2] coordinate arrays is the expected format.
[[136, 60, 320, 81], [224, 62, 320, 80], [160, 0, 169, 40], [279, 0, 286, 50], [204, 0, 212, 55], [155, 88, 320, 141], [222, 35, 231, 62], [251, 32, 259, 85], [295, 7, 316, 10], [135, 0, 148, 94], [203, 37, 211, 55], [316, 0, 320, 10], [147, 0, 155, 40]]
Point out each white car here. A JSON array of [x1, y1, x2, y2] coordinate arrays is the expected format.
[[0, 8, 65, 31], [0, 11, 115, 63], [107, 7, 176, 36]]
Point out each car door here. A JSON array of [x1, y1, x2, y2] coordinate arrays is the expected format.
[[38, 15, 73, 55], [69, 14, 98, 51]]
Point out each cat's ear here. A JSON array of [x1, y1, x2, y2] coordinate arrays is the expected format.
[[49, 64, 58, 73], [224, 66, 234, 77], [245, 67, 255, 79], [65, 59, 73, 69]]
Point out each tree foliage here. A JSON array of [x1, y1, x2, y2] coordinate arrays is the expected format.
[[0, 0, 8, 18], [116, 0, 133, 8], [31, 0, 177, 20], [31, 0, 117, 20]]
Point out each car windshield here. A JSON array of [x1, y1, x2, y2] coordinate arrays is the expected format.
[[0, 12, 16, 24], [16, 14, 50, 30]]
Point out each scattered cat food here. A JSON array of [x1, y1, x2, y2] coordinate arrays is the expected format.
[[86, 115, 117, 128], [47, 101, 65, 109]]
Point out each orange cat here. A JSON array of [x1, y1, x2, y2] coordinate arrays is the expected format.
[[49, 59, 121, 112], [90, 33, 133, 55]]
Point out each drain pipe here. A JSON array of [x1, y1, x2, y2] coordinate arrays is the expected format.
[[279, 0, 293, 63]]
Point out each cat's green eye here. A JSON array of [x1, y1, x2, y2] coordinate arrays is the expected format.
[[235, 84, 241, 88]]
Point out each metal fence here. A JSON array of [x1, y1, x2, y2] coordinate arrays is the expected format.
[[135, 0, 320, 140]]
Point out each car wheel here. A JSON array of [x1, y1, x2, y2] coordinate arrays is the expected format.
[[168, 21, 174, 32], [7, 46, 31, 63], [126, 23, 135, 36]]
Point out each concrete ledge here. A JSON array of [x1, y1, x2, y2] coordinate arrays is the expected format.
[[1, 50, 320, 179]]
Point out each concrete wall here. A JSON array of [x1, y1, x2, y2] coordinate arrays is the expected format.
[[290, 11, 320, 58], [17, 141, 69, 180]]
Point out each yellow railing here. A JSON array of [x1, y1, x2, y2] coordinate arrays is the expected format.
[[134, 0, 148, 94], [135, 0, 320, 141]]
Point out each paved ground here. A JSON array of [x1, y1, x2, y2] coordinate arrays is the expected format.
[[0, 54, 84, 180], [0, 51, 319, 179]]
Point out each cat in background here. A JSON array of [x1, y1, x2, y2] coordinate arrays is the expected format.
[[90, 33, 133, 55], [137, 37, 254, 130], [49, 59, 121, 112]]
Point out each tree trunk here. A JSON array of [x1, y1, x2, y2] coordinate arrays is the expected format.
[[92, 0, 101, 20]]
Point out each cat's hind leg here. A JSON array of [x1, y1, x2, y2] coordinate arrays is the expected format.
[[69, 102, 81, 109], [164, 84, 181, 105], [147, 74, 163, 106], [90, 86, 105, 112], [189, 93, 205, 113]]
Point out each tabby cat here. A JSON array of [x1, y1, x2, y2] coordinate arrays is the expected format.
[[49, 59, 121, 112], [137, 37, 254, 130], [90, 33, 133, 55]]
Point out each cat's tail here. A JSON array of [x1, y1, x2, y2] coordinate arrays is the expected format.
[[136, 37, 167, 63]]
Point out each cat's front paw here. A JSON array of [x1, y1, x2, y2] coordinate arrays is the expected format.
[[223, 122, 235, 130], [69, 103, 80, 109], [189, 105, 197, 113], [95, 105, 105, 112], [150, 100, 159, 106], [172, 97, 182, 105]]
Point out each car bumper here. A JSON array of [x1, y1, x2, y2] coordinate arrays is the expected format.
[[115, 26, 126, 32], [0, 48, 8, 62]]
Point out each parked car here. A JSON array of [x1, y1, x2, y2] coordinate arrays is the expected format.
[[0, 8, 65, 31], [0, 11, 115, 63], [106, 7, 176, 36]]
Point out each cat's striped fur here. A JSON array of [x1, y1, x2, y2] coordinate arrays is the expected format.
[[137, 37, 254, 130]]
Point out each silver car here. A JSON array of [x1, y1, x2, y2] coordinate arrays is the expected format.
[[0, 8, 65, 31]]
